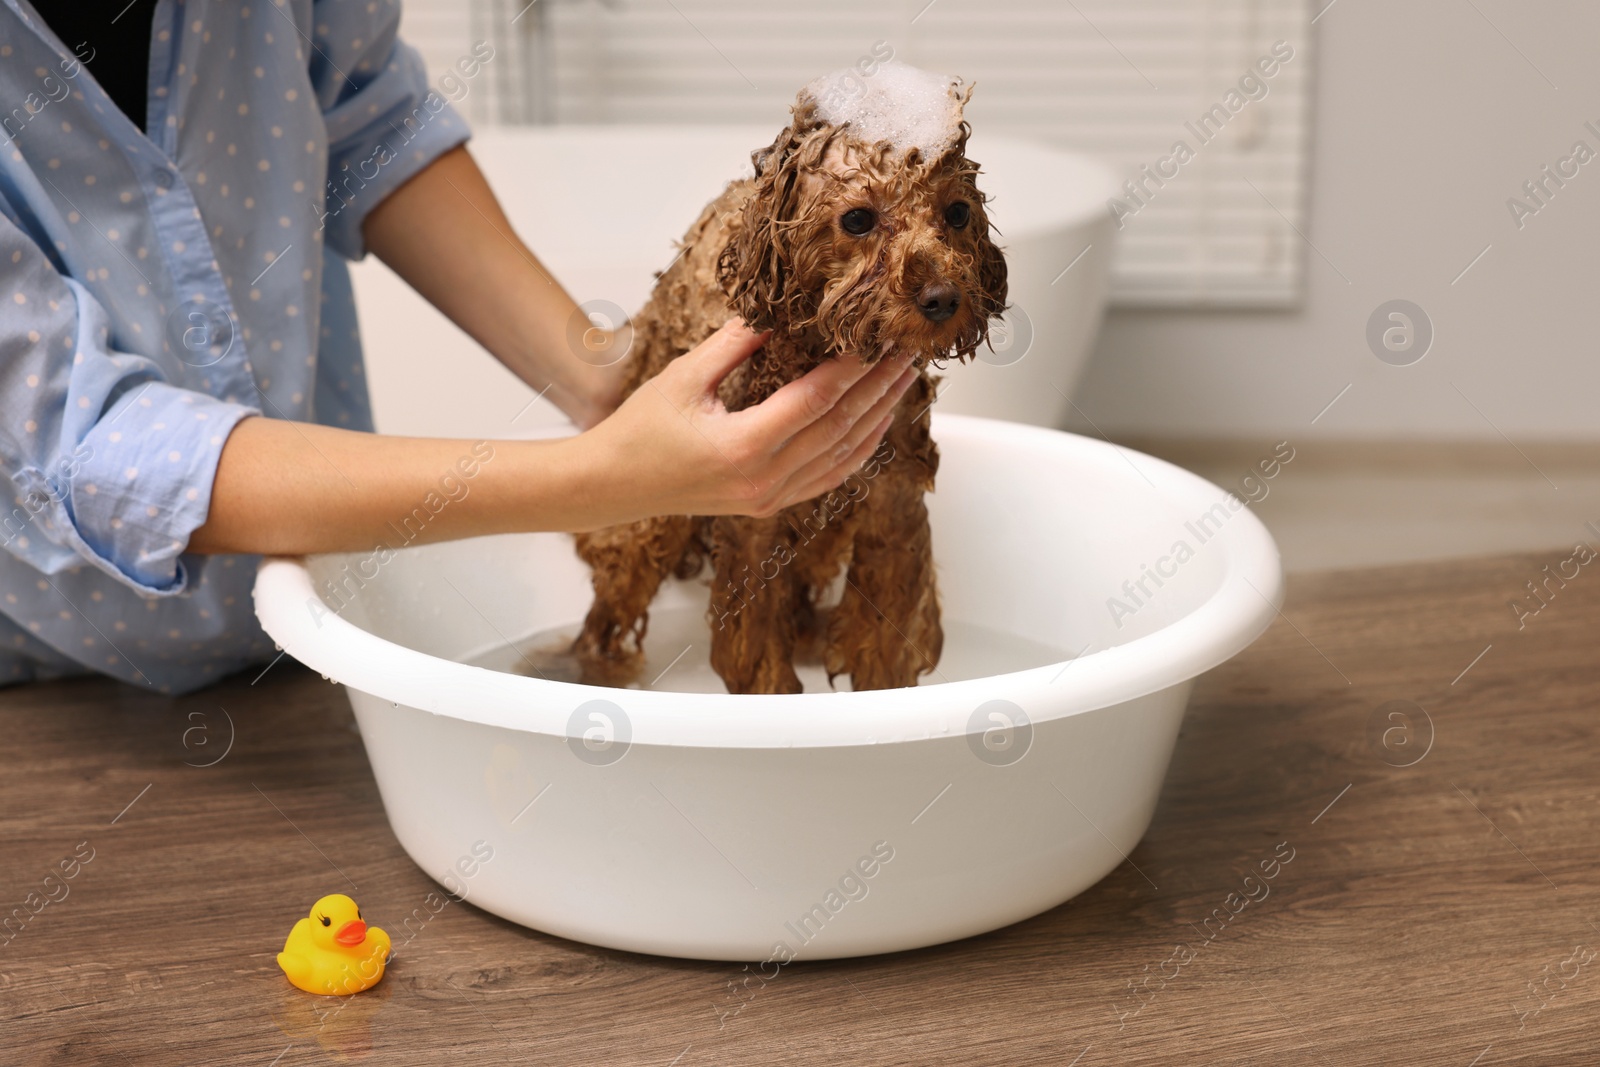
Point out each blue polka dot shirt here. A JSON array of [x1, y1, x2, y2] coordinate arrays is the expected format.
[[0, 0, 469, 693]]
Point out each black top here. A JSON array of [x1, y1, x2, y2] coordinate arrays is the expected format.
[[32, 0, 158, 133]]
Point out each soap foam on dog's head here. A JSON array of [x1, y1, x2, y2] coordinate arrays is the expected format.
[[804, 60, 964, 158]]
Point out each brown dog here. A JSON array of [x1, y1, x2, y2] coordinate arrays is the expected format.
[[572, 68, 1008, 694]]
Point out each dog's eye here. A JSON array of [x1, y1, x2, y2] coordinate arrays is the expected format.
[[840, 208, 876, 236], [944, 201, 971, 230]]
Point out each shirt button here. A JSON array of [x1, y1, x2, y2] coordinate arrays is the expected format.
[[154, 169, 174, 190]]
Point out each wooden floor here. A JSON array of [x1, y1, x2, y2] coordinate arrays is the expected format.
[[2, 550, 1598, 1065]]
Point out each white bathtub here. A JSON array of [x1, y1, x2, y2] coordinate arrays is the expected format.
[[254, 416, 1282, 960], [350, 126, 1117, 435]]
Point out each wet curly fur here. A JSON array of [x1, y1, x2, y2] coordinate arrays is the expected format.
[[572, 85, 1008, 694]]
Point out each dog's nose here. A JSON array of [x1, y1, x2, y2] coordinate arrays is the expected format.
[[916, 282, 960, 323]]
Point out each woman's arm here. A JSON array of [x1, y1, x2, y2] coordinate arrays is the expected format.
[[188, 322, 917, 556], [360, 144, 624, 429]]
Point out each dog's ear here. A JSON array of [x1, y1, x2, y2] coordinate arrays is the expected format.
[[961, 132, 1010, 326], [719, 124, 808, 332], [941, 101, 1007, 326], [975, 206, 1009, 322]]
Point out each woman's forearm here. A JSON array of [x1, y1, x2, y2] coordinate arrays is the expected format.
[[361, 144, 621, 428], [186, 416, 604, 556]]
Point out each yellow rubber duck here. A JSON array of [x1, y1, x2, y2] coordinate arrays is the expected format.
[[277, 893, 391, 995]]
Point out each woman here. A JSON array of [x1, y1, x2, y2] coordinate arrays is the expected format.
[[0, 1, 913, 691]]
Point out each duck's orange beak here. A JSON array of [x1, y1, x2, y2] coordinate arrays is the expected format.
[[334, 920, 367, 946]]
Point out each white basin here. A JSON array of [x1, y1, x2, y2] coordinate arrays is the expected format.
[[352, 126, 1118, 436], [254, 415, 1281, 960]]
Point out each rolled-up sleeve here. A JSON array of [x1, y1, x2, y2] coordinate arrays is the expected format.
[[312, 0, 472, 261], [0, 222, 258, 596]]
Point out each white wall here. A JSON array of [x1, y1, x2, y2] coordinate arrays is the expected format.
[[1075, 0, 1600, 441]]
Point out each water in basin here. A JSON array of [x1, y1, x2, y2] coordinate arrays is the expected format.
[[465, 605, 1072, 693]]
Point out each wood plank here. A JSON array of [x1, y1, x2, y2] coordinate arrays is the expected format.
[[2, 548, 1597, 1065]]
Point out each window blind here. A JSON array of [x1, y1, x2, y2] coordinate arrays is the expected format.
[[406, 0, 1314, 307]]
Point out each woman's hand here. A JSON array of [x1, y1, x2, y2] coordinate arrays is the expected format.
[[572, 319, 917, 526]]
